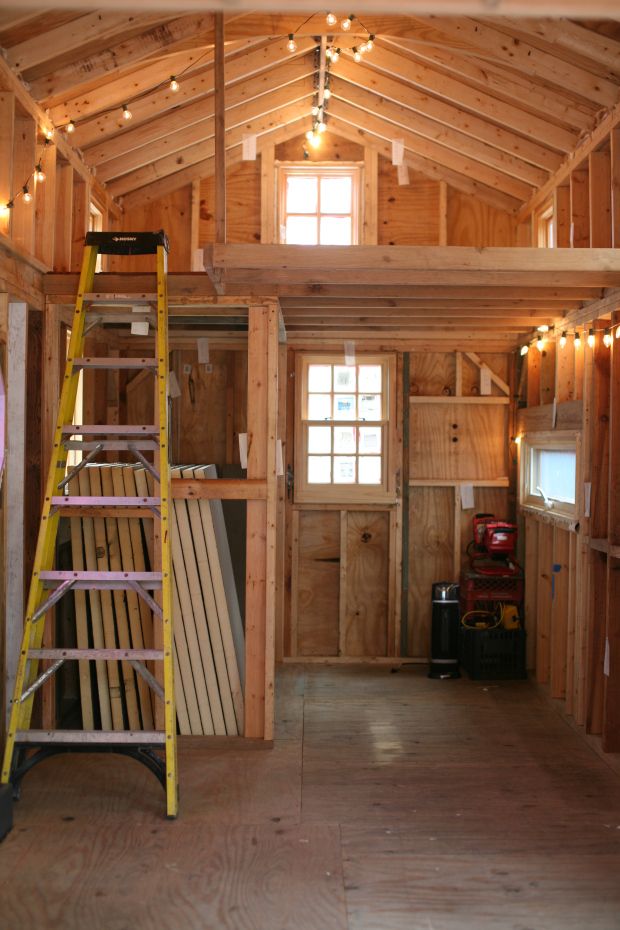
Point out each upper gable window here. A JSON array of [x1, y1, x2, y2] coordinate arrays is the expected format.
[[277, 164, 361, 245]]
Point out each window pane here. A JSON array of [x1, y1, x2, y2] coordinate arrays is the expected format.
[[319, 215, 352, 245], [308, 426, 331, 453], [308, 364, 332, 392], [359, 426, 381, 454], [333, 456, 356, 483], [358, 365, 382, 392], [308, 393, 331, 420], [534, 449, 576, 503], [308, 455, 331, 483], [333, 394, 356, 420], [320, 176, 352, 214], [287, 176, 317, 213], [286, 215, 318, 245], [358, 393, 381, 421], [359, 456, 381, 484], [333, 365, 356, 392], [334, 426, 356, 454]]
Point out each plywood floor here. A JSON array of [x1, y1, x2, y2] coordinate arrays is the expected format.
[[1, 666, 620, 929]]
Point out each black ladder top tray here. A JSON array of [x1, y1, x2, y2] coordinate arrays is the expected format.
[[85, 230, 169, 255]]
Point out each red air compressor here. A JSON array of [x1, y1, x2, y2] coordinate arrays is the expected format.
[[468, 513, 520, 576]]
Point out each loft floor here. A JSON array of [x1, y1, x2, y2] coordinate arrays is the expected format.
[[1, 666, 620, 929]]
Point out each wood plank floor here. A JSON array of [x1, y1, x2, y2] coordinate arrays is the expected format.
[[2, 666, 620, 929]]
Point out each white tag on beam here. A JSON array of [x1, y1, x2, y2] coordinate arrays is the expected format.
[[392, 138, 404, 166], [397, 164, 409, 186], [197, 338, 210, 364], [344, 340, 355, 366], [239, 433, 248, 470], [168, 370, 182, 398], [242, 133, 257, 161]]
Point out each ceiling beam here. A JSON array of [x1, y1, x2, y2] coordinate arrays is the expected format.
[[358, 39, 578, 152], [495, 18, 620, 77], [329, 97, 534, 201], [411, 16, 620, 108], [329, 117, 522, 214], [334, 64, 549, 187], [335, 55, 561, 174], [6, 3, 620, 18]]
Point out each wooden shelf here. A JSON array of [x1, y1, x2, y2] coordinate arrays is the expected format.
[[409, 395, 509, 405]]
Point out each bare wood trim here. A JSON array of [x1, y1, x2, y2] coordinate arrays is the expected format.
[[172, 478, 267, 500]]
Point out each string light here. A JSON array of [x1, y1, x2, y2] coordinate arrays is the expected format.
[[318, 120, 327, 133], [353, 46, 362, 61], [331, 47, 340, 62], [35, 162, 45, 183], [44, 127, 54, 140], [616, 325, 620, 340], [323, 86, 332, 100], [287, 33, 297, 52], [559, 331, 567, 349], [536, 334, 545, 351], [169, 75, 179, 92], [341, 14, 355, 30], [574, 330, 582, 348], [66, 119, 76, 133], [22, 185, 32, 204], [0, 201, 12, 218], [326, 11, 337, 26], [520, 345, 529, 356], [366, 34, 375, 50], [603, 328, 612, 348], [122, 104, 132, 121], [587, 327, 595, 348], [537, 324, 549, 332]]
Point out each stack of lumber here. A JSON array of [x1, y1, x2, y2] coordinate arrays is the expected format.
[[68, 463, 244, 735]]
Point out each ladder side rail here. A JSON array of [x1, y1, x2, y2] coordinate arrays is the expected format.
[[1, 245, 99, 783]]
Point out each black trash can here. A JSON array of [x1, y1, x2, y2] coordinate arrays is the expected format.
[[429, 581, 461, 679]]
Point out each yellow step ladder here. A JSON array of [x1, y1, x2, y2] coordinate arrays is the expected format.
[[1, 231, 178, 818]]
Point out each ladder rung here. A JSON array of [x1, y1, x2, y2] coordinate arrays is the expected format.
[[64, 440, 158, 451], [84, 294, 157, 305], [73, 357, 158, 370], [29, 648, 164, 661], [39, 570, 163, 589], [62, 425, 158, 436], [51, 496, 160, 508], [14, 730, 166, 745]]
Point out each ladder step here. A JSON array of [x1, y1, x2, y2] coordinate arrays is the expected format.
[[62, 425, 158, 436], [39, 570, 163, 589], [14, 730, 166, 746], [84, 294, 157, 305], [73, 357, 158, 370], [64, 440, 158, 451], [29, 648, 164, 661], [51, 496, 160, 508]]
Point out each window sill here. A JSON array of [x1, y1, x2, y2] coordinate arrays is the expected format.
[[519, 503, 578, 529]]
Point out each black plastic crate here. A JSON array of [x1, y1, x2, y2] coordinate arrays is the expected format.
[[460, 628, 527, 681]]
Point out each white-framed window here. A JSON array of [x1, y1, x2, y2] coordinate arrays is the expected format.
[[536, 202, 554, 248], [89, 202, 104, 272], [295, 353, 395, 503], [277, 163, 361, 245], [520, 434, 577, 516]]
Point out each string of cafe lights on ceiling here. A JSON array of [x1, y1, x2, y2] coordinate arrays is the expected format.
[[0, 11, 375, 213], [0, 45, 218, 216], [519, 322, 619, 356]]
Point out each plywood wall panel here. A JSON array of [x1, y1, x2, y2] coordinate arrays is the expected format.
[[115, 185, 193, 271], [447, 189, 517, 246], [296, 510, 340, 656], [342, 511, 389, 657], [200, 161, 261, 245], [377, 158, 440, 246], [170, 349, 230, 466], [410, 352, 455, 397], [275, 133, 363, 163], [410, 403, 508, 481], [461, 354, 509, 398], [409, 487, 454, 657]]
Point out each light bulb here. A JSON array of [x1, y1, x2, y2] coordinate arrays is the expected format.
[[559, 331, 567, 349], [122, 104, 132, 121], [326, 12, 337, 26], [537, 324, 549, 332], [353, 47, 362, 62], [323, 86, 332, 99], [305, 129, 314, 141], [536, 336, 545, 352], [0, 202, 11, 217], [603, 328, 612, 348], [616, 326, 620, 340], [66, 119, 75, 133], [287, 34, 297, 52], [44, 127, 54, 140], [311, 103, 320, 116], [359, 41, 368, 53], [587, 328, 595, 348], [513, 435, 522, 446], [35, 162, 45, 182], [574, 331, 581, 348], [170, 75, 179, 92], [326, 47, 332, 60], [331, 47, 340, 62], [22, 185, 32, 204], [341, 15, 353, 31], [309, 132, 321, 149], [366, 35, 375, 50], [318, 121, 327, 133], [520, 345, 529, 356]]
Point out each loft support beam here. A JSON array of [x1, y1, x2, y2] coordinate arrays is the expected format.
[[245, 302, 278, 739]]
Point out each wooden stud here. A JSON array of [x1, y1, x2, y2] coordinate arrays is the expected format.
[[260, 143, 276, 245], [589, 148, 612, 248], [214, 12, 226, 245], [363, 148, 378, 246], [550, 527, 570, 699], [611, 128, 620, 249], [570, 165, 590, 248], [0, 92, 14, 240]]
